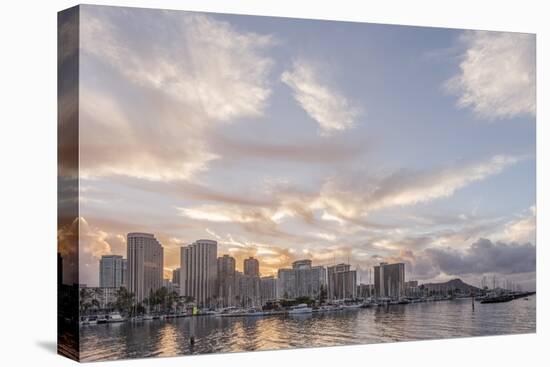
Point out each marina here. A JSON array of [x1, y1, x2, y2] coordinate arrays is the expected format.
[[80, 295, 536, 361]]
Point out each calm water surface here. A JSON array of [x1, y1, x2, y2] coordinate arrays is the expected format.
[[80, 296, 536, 361]]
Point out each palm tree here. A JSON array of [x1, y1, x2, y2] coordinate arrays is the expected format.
[[154, 287, 169, 313], [166, 290, 179, 313], [79, 288, 92, 315], [90, 298, 100, 314], [115, 287, 135, 316], [175, 295, 184, 313]]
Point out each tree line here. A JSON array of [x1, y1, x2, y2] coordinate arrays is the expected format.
[[79, 287, 195, 316]]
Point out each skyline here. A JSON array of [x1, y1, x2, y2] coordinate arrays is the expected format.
[[89, 234, 527, 292], [71, 5, 536, 290]]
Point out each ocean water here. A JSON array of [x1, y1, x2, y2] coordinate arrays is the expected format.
[[80, 296, 536, 362]]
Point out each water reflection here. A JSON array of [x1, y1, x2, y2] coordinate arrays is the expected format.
[[81, 296, 536, 362]]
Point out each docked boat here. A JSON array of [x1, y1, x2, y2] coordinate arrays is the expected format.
[[480, 295, 514, 304], [80, 316, 100, 325], [316, 305, 335, 312], [201, 310, 219, 316], [218, 307, 244, 317], [107, 312, 125, 323], [288, 303, 313, 314]]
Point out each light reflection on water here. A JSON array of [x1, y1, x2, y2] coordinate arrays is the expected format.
[[80, 296, 536, 362]]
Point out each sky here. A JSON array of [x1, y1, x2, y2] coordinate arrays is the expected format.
[[73, 5, 536, 290]]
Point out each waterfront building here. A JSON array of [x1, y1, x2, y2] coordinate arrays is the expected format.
[[244, 256, 260, 276], [277, 260, 326, 300], [327, 263, 357, 300], [293, 260, 326, 299], [217, 255, 237, 307], [260, 276, 278, 304], [238, 273, 261, 307], [99, 255, 127, 288], [172, 268, 180, 286], [277, 268, 296, 299], [405, 280, 420, 297], [127, 233, 164, 303], [374, 262, 405, 299], [161, 279, 179, 294], [357, 283, 375, 299], [234, 257, 262, 307], [180, 239, 218, 307]]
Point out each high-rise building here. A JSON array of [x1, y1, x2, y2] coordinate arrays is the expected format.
[[217, 255, 237, 307], [357, 283, 374, 299], [260, 276, 277, 304], [180, 239, 218, 307], [237, 273, 261, 307], [172, 268, 180, 286], [293, 260, 326, 299], [327, 263, 357, 300], [277, 268, 296, 299], [404, 280, 419, 297], [127, 233, 164, 303], [234, 257, 261, 307], [99, 255, 127, 288], [244, 257, 260, 277], [374, 262, 405, 299], [277, 260, 326, 300]]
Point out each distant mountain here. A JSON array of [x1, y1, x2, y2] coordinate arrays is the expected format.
[[420, 278, 480, 293]]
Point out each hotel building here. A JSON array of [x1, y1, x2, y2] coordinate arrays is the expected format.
[[99, 255, 127, 288], [374, 262, 405, 299], [180, 239, 218, 307], [327, 263, 357, 300], [127, 233, 164, 303]]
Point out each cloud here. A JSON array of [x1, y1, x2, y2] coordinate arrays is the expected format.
[[78, 8, 276, 181], [176, 204, 286, 238], [446, 31, 535, 120], [81, 10, 275, 122], [172, 154, 521, 238], [79, 88, 218, 181], [365, 155, 521, 210], [500, 205, 536, 243], [211, 134, 368, 164], [426, 238, 536, 275], [177, 205, 258, 223], [281, 60, 361, 135], [78, 217, 127, 287], [315, 155, 521, 221]]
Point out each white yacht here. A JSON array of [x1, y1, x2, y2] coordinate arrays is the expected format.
[[288, 303, 313, 314], [218, 307, 242, 317], [107, 312, 125, 323]]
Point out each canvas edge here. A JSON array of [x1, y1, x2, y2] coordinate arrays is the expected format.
[[57, 4, 81, 362]]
